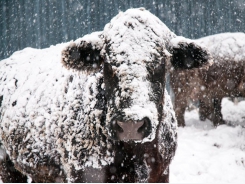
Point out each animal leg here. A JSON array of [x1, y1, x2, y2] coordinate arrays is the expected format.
[[213, 98, 225, 126], [199, 99, 213, 121], [174, 98, 187, 127], [175, 106, 186, 127]]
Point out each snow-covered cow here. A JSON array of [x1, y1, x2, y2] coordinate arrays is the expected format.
[[0, 8, 211, 182], [170, 32, 245, 127]]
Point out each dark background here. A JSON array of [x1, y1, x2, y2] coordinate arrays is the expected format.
[[1, 0, 245, 60]]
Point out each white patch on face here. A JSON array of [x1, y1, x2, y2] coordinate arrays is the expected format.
[[101, 8, 177, 143], [105, 62, 160, 142]]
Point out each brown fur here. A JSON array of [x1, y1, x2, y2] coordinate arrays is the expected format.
[[170, 58, 245, 127]]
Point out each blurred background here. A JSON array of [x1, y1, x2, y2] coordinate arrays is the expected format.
[[1, 0, 245, 60]]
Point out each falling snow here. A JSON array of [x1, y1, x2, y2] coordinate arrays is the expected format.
[[0, 1, 245, 182]]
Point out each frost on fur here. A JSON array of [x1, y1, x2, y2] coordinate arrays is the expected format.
[[0, 8, 212, 183]]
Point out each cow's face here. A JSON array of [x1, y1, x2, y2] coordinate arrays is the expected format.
[[102, 50, 169, 142], [61, 8, 211, 143]]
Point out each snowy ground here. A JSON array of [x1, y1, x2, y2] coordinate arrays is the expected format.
[[170, 98, 245, 183]]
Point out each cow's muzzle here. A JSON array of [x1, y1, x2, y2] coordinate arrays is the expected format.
[[110, 117, 152, 141]]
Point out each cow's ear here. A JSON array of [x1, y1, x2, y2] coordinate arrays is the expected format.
[[170, 37, 211, 69], [61, 32, 104, 71]]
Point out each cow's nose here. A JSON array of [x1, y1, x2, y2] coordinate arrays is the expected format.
[[112, 117, 152, 141]]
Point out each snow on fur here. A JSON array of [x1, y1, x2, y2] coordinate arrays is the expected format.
[[101, 8, 176, 142], [0, 43, 114, 178], [195, 32, 245, 98], [196, 32, 245, 62], [0, 8, 179, 182]]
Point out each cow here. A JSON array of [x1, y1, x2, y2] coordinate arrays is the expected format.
[[170, 32, 245, 127], [0, 8, 211, 182]]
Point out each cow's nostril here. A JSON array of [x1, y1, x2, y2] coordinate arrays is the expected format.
[[138, 118, 150, 132], [137, 117, 151, 136], [113, 120, 124, 133]]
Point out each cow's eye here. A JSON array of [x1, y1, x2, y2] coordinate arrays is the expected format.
[[148, 64, 165, 83], [104, 62, 113, 74], [147, 64, 165, 104], [103, 63, 119, 98]]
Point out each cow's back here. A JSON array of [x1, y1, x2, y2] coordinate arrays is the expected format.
[[196, 32, 245, 97]]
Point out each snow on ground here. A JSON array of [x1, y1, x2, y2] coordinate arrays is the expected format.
[[170, 98, 245, 183]]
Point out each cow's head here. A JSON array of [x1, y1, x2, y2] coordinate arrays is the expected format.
[[61, 8, 211, 143]]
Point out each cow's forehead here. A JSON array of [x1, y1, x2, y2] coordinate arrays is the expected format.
[[102, 8, 176, 65]]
